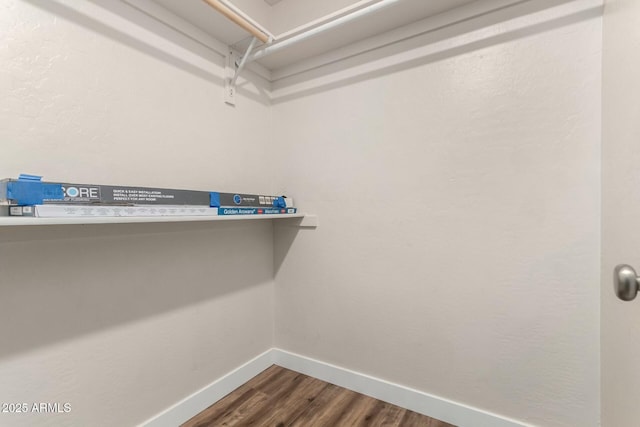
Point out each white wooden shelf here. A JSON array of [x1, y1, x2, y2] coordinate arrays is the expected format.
[[0, 213, 317, 227]]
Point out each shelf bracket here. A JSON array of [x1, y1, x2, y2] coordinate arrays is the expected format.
[[224, 37, 258, 106]]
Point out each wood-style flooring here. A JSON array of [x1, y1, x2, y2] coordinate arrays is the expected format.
[[182, 365, 456, 427]]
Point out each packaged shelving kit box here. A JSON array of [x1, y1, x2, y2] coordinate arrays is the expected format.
[[0, 175, 292, 208]]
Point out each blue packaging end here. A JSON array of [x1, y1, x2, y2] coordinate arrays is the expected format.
[[18, 174, 43, 182], [273, 196, 287, 208], [210, 192, 220, 207], [7, 181, 64, 205]]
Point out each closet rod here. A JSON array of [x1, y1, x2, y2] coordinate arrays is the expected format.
[[201, 0, 270, 43], [274, 0, 382, 41], [249, 0, 401, 62], [218, 0, 275, 42]]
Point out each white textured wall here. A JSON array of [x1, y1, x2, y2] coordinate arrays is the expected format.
[[0, 1, 274, 426], [0, 0, 607, 426], [272, 2, 602, 426], [602, 0, 640, 425]]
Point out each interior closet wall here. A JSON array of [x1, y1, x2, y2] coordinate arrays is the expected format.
[[0, 1, 275, 426], [272, 2, 602, 426]]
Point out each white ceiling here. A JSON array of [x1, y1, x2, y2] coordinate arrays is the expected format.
[[151, 0, 480, 70]]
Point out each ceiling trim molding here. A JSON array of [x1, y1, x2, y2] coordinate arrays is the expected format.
[[269, 0, 602, 101], [101, 0, 600, 103], [269, 0, 530, 81]]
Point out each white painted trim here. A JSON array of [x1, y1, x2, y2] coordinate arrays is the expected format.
[[270, 0, 603, 100], [272, 349, 530, 427], [273, 0, 382, 41], [84, 0, 600, 98], [269, 0, 527, 81], [0, 213, 308, 227], [139, 349, 274, 427], [143, 348, 530, 427], [251, 0, 402, 62]]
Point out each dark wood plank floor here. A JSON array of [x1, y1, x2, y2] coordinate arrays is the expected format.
[[182, 365, 456, 427]]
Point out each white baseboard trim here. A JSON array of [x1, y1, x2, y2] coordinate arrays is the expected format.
[[142, 347, 528, 427], [272, 348, 529, 427], [140, 349, 274, 427]]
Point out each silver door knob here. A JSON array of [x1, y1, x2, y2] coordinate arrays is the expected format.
[[614, 264, 640, 301]]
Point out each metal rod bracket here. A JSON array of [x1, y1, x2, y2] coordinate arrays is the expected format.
[[224, 38, 258, 106], [224, 50, 238, 105]]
